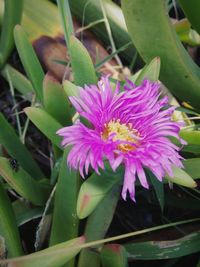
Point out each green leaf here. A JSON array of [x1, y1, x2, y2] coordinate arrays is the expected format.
[[24, 107, 63, 148], [100, 244, 128, 267], [180, 130, 200, 145], [78, 184, 120, 267], [1, 64, 34, 99], [134, 57, 160, 85], [43, 73, 71, 125], [69, 36, 98, 86], [174, 18, 200, 46], [121, 0, 200, 110], [0, 157, 50, 206], [0, 0, 23, 67], [0, 112, 44, 180], [183, 158, 200, 179], [125, 230, 200, 260], [14, 25, 44, 102], [12, 200, 43, 227], [147, 171, 164, 212], [50, 148, 79, 246], [77, 167, 123, 219], [63, 80, 80, 97], [0, 182, 23, 257], [178, 0, 200, 35], [1, 218, 199, 266], [165, 166, 197, 188], [182, 144, 200, 154], [1, 236, 85, 267]]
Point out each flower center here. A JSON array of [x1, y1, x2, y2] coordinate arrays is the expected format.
[[102, 119, 140, 152]]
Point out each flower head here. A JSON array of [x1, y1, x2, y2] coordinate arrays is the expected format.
[[57, 77, 184, 201]]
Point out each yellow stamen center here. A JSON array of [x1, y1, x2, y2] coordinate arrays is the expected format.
[[102, 119, 140, 152]]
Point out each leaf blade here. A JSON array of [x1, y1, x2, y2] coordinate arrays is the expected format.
[[0, 0, 23, 66], [0, 182, 23, 257], [0, 112, 44, 180], [14, 25, 44, 101], [121, 0, 200, 110]]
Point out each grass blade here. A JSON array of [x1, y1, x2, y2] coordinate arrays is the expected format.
[[69, 0, 137, 65], [57, 0, 74, 48]]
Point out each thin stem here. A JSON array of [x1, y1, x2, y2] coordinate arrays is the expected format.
[[100, 0, 123, 68], [6, 68, 22, 140]]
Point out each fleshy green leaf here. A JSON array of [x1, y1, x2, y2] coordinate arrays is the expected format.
[[182, 144, 200, 154], [0, 236, 85, 267], [12, 200, 43, 227], [78, 184, 120, 267], [0, 157, 50, 206], [0, 0, 23, 66], [174, 18, 200, 46], [0, 182, 23, 257], [0, 112, 44, 180], [69, 36, 98, 86], [24, 107, 63, 148], [134, 57, 160, 85], [50, 148, 79, 246], [43, 73, 71, 125], [14, 25, 44, 102], [63, 80, 80, 97], [100, 244, 128, 267], [125, 230, 200, 260], [165, 166, 197, 188], [178, 0, 200, 35], [121, 0, 200, 110], [1, 64, 34, 99], [183, 158, 200, 179], [180, 130, 200, 145], [147, 171, 164, 212], [77, 167, 123, 219]]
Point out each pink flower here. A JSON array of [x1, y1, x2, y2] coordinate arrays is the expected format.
[[57, 77, 184, 201]]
